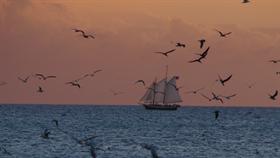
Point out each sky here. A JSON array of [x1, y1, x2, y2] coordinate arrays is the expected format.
[[1, 0, 280, 106]]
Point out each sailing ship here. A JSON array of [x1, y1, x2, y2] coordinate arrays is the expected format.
[[140, 76, 183, 110]]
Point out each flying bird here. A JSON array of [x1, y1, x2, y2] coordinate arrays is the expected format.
[[41, 129, 51, 139], [176, 42, 186, 48], [214, 110, 220, 120], [185, 87, 204, 94], [198, 39, 206, 49], [200, 93, 212, 102], [268, 60, 280, 63], [153, 49, 176, 57], [140, 143, 159, 158], [220, 94, 237, 100], [18, 76, 30, 83], [35, 74, 56, 80], [189, 55, 206, 64], [211, 92, 224, 103], [37, 86, 44, 93], [242, 0, 250, 3], [135, 80, 146, 86], [83, 69, 103, 78], [52, 119, 58, 127], [73, 28, 95, 39], [0, 81, 7, 86], [111, 90, 124, 96], [215, 29, 232, 37], [66, 81, 81, 88], [217, 74, 232, 86], [269, 90, 278, 100], [196, 47, 210, 58]]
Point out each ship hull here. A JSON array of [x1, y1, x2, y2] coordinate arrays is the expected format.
[[142, 104, 180, 110]]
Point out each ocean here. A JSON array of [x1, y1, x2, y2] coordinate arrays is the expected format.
[[0, 104, 280, 158]]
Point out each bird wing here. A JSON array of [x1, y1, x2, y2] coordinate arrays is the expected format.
[[35, 73, 45, 78], [46, 76, 56, 79], [215, 29, 223, 36], [273, 90, 278, 97], [88, 35, 95, 39], [18, 77, 24, 82], [153, 52, 164, 55], [224, 32, 232, 36], [165, 49, 176, 54], [93, 69, 102, 74], [200, 93, 211, 100], [202, 47, 210, 56], [224, 74, 233, 82]]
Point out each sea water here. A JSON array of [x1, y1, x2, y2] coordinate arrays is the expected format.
[[0, 104, 280, 158]]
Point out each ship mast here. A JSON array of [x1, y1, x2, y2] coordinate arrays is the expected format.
[[163, 65, 168, 105]]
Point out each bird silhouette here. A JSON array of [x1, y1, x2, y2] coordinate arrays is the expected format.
[[242, 0, 250, 3], [268, 60, 280, 63], [198, 39, 206, 49], [111, 90, 124, 96], [269, 90, 278, 100], [214, 110, 220, 120], [18, 76, 30, 83], [73, 28, 95, 39], [153, 49, 176, 57], [52, 119, 58, 127], [220, 94, 237, 100], [217, 74, 232, 86], [200, 93, 212, 102], [0, 81, 7, 86], [35, 74, 56, 80], [135, 80, 146, 86], [37, 86, 44, 93], [215, 29, 232, 37], [211, 92, 224, 103], [196, 47, 210, 58], [185, 87, 204, 94], [176, 42, 186, 48], [83, 69, 102, 78], [41, 129, 50, 139], [66, 81, 81, 88]]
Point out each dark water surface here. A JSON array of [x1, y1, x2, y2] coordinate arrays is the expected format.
[[0, 104, 280, 158]]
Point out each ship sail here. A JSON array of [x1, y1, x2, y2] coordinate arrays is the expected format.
[[164, 76, 182, 104], [140, 76, 182, 104]]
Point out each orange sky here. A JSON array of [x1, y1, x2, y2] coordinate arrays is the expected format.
[[1, 0, 280, 106]]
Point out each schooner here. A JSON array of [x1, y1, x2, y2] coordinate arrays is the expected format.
[[140, 75, 183, 110]]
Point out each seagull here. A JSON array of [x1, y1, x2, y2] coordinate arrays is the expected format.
[[52, 119, 58, 127], [65, 81, 81, 88], [215, 29, 232, 37], [189, 55, 206, 63], [196, 47, 210, 58], [268, 60, 280, 63], [18, 76, 30, 83], [41, 129, 51, 139], [37, 86, 44, 93], [214, 110, 220, 120], [153, 49, 176, 57], [135, 80, 146, 86], [217, 74, 232, 86], [35, 74, 56, 80], [198, 39, 206, 49], [200, 93, 212, 102], [220, 94, 237, 100], [0, 81, 7, 86], [176, 42, 186, 48], [73, 28, 95, 39], [242, 0, 250, 3], [83, 69, 103, 78], [111, 90, 124, 96], [140, 143, 159, 158], [211, 92, 224, 103], [269, 90, 278, 100], [186, 88, 204, 94]]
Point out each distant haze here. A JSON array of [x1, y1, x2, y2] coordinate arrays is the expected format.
[[1, 0, 280, 106]]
